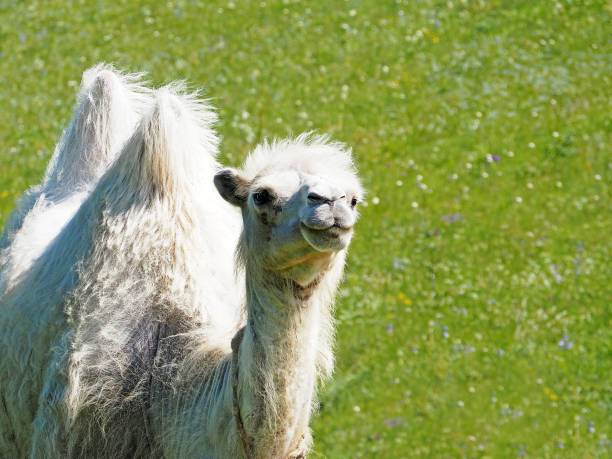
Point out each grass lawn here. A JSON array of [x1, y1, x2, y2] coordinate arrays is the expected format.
[[1, 0, 610, 456]]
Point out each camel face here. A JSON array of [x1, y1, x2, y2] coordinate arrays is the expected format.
[[216, 167, 358, 285], [253, 169, 358, 284], [214, 136, 363, 286]]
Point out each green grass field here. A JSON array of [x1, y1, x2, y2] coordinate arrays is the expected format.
[[1, 0, 610, 456]]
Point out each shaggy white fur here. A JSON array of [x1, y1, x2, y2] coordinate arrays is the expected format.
[[0, 64, 151, 296], [0, 65, 362, 459]]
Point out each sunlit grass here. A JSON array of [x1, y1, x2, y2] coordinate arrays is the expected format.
[[1, 0, 610, 457]]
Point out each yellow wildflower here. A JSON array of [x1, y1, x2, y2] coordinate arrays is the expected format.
[[544, 387, 558, 401]]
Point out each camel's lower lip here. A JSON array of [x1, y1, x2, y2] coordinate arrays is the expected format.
[[323, 227, 341, 238], [300, 222, 352, 251]]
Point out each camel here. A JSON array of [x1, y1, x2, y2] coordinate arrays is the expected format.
[[0, 65, 362, 458]]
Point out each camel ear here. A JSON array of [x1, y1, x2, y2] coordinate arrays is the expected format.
[[214, 168, 249, 206]]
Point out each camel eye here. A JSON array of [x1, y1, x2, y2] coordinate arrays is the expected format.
[[253, 189, 272, 205], [351, 197, 358, 207]]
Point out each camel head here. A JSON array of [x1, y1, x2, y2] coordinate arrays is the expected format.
[[214, 135, 363, 287]]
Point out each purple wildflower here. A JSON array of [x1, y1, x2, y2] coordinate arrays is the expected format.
[[441, 213, 463, 223], [383, 417, 405, 428], [558, 335, 573, 350]]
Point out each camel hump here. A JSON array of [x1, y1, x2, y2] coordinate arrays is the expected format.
[[111, 85, 219, 203], [0, 65, 150, 250], [42, 64, 150, 198]]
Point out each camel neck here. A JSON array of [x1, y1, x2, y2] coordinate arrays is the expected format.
[[235, 273, 324, 457]]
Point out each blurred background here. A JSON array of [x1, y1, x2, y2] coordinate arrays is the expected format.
[[0, 0, 610, 456]]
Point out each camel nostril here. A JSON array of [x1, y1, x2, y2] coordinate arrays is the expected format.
[[308, 192, 327, 203]]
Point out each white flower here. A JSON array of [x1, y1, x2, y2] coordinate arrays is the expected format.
[[515, 196, 522, 203], [528, 142, 535, 149], [411, 201, 418, 208], [341, 85, 349, 100], [372, 196, 380, 205]]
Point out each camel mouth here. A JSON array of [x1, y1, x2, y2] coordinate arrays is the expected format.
[[300, 222, 352, 252]]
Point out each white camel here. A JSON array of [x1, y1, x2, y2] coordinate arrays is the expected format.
[[0, 65, 363, 458]]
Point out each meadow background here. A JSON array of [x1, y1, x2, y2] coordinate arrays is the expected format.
[[0, 0, 610, 456]]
